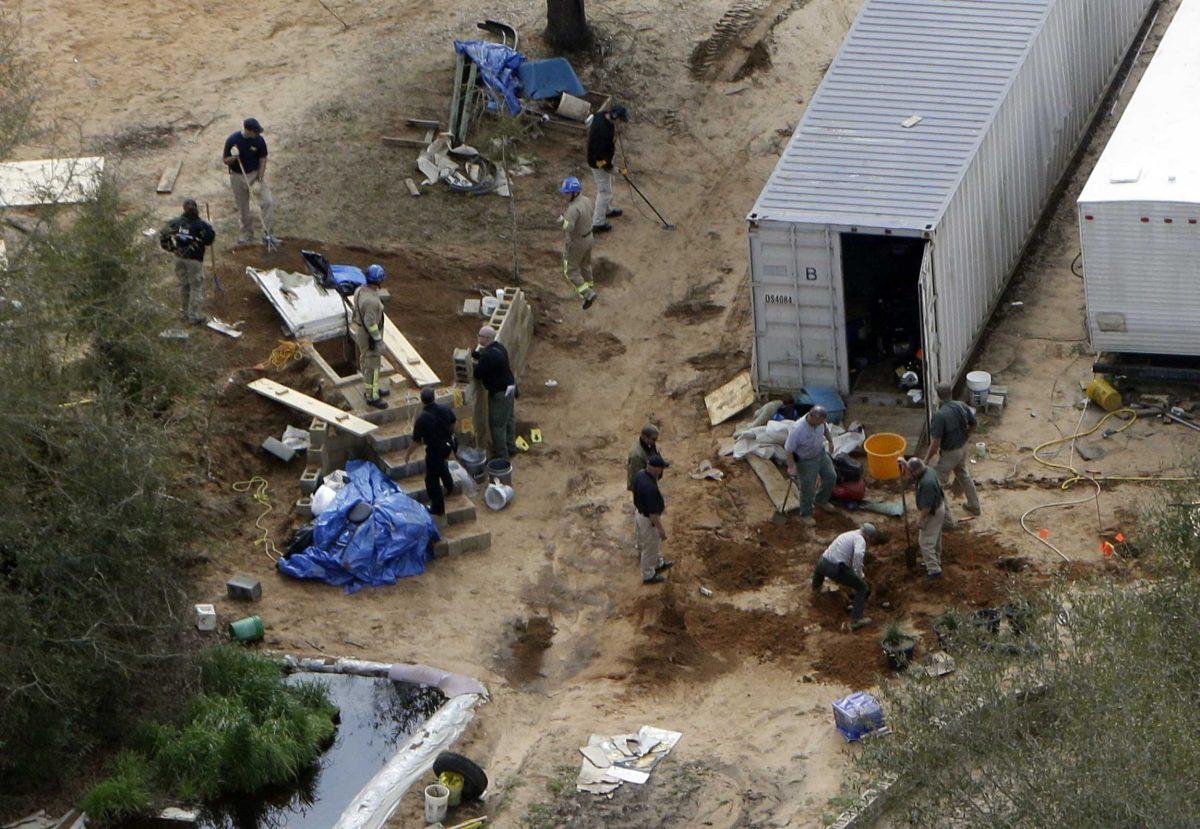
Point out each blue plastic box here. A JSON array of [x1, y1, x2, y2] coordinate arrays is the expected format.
[[832, 691, 885, 742]]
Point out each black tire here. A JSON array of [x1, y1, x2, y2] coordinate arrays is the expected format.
[[433, 751, 488, 801]]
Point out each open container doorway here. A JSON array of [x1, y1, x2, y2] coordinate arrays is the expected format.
[[839, 233, 926, 396]]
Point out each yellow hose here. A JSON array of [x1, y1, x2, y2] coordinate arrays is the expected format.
[[258, 339, 309, 371], [233, 476, 280, 561]]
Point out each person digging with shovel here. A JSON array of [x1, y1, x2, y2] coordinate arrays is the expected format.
[[811, 523, 879, 630], [222, 117, 276, 247]]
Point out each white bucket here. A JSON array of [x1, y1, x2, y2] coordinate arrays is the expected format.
[[484, 480, 514, 511], [424, 784, 449, 823], [557, 92, 592, 121], [481, 295, 500, 317], [966, 370, 992, 406]]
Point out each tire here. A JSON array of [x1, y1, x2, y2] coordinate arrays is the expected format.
[[433, 751, 489, 801]]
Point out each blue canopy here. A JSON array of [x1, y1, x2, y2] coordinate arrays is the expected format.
[[516, 58, 586, 100], [278, 461, 439, 593], [454, 40, 526, 115]]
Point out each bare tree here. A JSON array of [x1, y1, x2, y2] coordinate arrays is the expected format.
[[545, 0, 592, 52]]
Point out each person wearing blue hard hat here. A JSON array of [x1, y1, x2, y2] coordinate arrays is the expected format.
[[350, 264, 389, 408], [558, 176, 598, 310], [586, 103, 628, 234]]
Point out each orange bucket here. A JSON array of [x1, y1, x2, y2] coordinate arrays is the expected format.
[[864, 433, 907, 480]]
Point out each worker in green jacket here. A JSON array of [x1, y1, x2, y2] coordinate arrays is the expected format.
[[351, 264, 388, 409]]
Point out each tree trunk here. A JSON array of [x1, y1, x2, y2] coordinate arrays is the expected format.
[[545, 0, 592, 52]]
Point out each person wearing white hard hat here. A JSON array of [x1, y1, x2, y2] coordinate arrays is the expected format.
[[558, 176, 598, 309], [811, 523, 880, 630]]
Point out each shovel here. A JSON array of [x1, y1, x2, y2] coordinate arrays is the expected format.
[[900, 484, 918, 570], [773, 476, 797, 526]]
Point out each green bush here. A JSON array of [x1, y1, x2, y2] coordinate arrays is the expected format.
[[80, 753, 152, 823], [83, 648, 337, 814]]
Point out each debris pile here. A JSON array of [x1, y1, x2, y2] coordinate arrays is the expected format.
[[575, 726, 683, 796]]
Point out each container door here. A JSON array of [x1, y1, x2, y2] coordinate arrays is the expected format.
[[917, 242, 941, 417], [750, 224, 842, 394]]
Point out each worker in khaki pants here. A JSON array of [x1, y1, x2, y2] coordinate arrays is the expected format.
[[632, 454, 674, 585], [222, 118, 276, 245], [350, 265, 389, 409], [925, 383, 981, 518], [558, 176, 598, 310], [905, 457, 951, 581]]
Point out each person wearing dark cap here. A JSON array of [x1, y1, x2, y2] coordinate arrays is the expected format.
[[626, 423, 660, 492], [406, 386, 457, 520], [811, 523, 880, 630], [586, 104, 628, 233], [158, 198, 215, 324], [222, 118, 275, 245], [632, 454, 674, 584]]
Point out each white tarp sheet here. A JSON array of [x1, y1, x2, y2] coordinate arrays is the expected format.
[[246, 266, 348, 341], [0, 157, 105, 207]]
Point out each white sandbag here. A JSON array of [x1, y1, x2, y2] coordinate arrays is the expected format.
[[447, 460, 477, 498], [311, 469, 349, 516]]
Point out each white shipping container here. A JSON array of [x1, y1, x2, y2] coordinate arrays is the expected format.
[[749, 0, 1154, 402], [1079, 0, 1200, 356]]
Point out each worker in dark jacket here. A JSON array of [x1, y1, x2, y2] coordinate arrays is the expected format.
[[406, 387, 457, 519], [586, 104, 629, 233], [471, 325, 518, 460], [626, 423, 660, 491], [159, 198, 216, 324], [632, 454, 674, 584]]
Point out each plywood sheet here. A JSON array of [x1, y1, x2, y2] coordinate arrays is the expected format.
[[746, 454, 799, 513], [247, 378, 377, 436], [382, 315, 439, 386], [704, 370, 754, 426], [0, 157, 105, 207]]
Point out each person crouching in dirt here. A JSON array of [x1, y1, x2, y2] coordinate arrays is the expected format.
[[811, 523, 879, 631], [351, 265, 388, 409], [158, 198, 215, 325], [924, 382, 981, 519], [406, 386, 456, 521], [784, 405, 838, 527], [632, 454, 674, 585], [904, 457, 951, 581], [558, 176, 598, 310]]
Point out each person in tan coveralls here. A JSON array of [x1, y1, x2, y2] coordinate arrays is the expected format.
[[350, 264, 389, 410], [558, 176, 598, 309]]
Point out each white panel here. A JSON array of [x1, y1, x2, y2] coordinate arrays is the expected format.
[[750, 222, 843, 393]]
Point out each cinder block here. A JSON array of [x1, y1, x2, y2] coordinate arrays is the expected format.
[[294, 497, 313, 516], [308, 419, 329, 450], [984, 394, 1005, 416], [261, 437, 296, 463], [462, 298, 482, 316], [226, 575, 262, 601], [300, 466, 321, 496]]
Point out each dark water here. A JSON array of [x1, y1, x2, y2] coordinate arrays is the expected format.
[[196, 673, 446, 829]]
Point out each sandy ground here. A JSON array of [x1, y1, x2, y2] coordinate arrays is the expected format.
[[10, 0, 1193, 825]]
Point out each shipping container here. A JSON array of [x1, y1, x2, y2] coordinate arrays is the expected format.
[[1079, 0, 1199, 356], [748, 0, 1154, 406]]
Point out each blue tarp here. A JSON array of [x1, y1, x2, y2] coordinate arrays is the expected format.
[[516, 58, 586, 100], [278, 461, 439, 593], [454, 40, 526, 115], [329, 264, 366, 294]]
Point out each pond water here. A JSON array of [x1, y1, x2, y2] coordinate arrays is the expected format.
[[197, 672, 446, 829]]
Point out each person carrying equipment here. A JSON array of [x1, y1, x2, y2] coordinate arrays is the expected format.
[[406, 386, 457, 520], [158, 198, 216, 324], [221, 117, 276, 246], [350, 264, 388, 409], [558, 176, 598, 310], [811, 524, 880, 630], [586, 104, 628, 233]]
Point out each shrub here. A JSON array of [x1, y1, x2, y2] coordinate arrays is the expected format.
[[79, 753, 153, 823]]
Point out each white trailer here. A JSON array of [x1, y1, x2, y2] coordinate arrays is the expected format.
[[748, 0, 1155, 404], [1079, 0, 1200, 357]]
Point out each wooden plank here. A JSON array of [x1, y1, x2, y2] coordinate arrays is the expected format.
[[156, 159, 183, 193], [405, 118, 440, 129], [382, 136, 430, 149], [382, 315, 439, 387], [746, 454, 799, 514], [704, 370, 755, 426], [247, 378, 377, 436]]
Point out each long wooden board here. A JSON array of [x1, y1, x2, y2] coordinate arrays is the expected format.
[[247, 378, 377, 436], [705, 370, 755, 426], [156, 159, 183, 193], [746, 454, 799, 514], [382, 315, 439, 387]]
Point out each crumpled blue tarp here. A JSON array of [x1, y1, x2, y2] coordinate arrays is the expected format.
[[516, 58, 586, 100], [278, 461, 439, 593], [329, 264, 366, 295], [454, 40, 526, 115]]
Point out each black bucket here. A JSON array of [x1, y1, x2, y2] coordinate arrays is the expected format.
[[457, 446, 487, 481], [972, 608, 1002, 635], [486, 458, 513, 487], [882, 637, 917, 670]]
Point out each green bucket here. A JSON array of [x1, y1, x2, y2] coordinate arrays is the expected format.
[[229, 615, 264, 643]]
